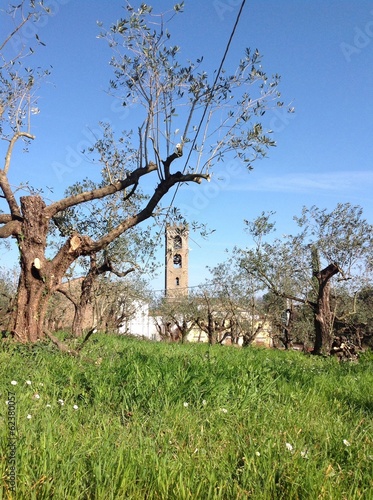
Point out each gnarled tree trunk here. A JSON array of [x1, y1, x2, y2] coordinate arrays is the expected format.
[[71, 265, 96, 338], [12, 195, 85, 343], [13, 196, 50, 342], [6, 163, 208, 342], [312, 263, 339, 355], [71, 255, 135, 337]]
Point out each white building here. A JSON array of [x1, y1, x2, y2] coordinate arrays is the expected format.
[[118, 300, 159, 340]]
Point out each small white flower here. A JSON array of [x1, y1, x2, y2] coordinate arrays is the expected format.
[[5, 400, 9, 405], [343, 439, 351, 447], [285, 443, 294, 452], [58, 399, 64, 406], [301, 450, 309, 459], [39, 383, 44, 386], [11, 381, 17, 386], [202, 400, 207, 406], [46, 404, 51, 408], [221, 408, 228, 414], [255, 451, 261, 457], [33, 394, 40, 399], [26, 380, 32, 385], [26, 414, 32, 419], [73, 404, 78, 410], [183, 402, 189, 408]]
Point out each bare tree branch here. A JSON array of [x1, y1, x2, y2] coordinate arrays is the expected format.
[[0, 220, 22, 238], [0, 11, 33, 52], [74, 171, 209, 255], [0, 214, 13, 224], [44, 329, 80, 357], [0, 171, 22, 218], [45, 162, 158, 218]]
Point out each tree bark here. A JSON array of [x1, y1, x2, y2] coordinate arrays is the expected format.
[[13, 196, 50, 342], [206, 312, 217, 345], [12, 196, 83, 342], [7, 168, 208, 343], [71, 256, 135, 337], [71, 264, 97, 338], [312, 263, 339, 355]]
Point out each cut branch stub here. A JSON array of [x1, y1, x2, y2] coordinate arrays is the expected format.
[[33, 257, 41, 270], [31, 257, 45, 282], [69, 234, 82, 252]]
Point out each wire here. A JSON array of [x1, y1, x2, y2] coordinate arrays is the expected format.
[[151, 284, 204, 295], [182, 0, 247, 174], [145, 0, 247, 282], [167, 0, 247, 207]]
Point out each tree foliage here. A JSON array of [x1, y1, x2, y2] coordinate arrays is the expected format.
[[99, 3, 282, 175], [0, 2, 285, 342], [0, 266, 18, 332], [237, 204, 373, 354]]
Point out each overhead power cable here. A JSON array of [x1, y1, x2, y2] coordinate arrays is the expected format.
[[181, 0, 247, 175], [145, 0, 247, 278]]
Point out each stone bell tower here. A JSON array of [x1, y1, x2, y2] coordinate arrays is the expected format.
[[165, 224, 189, 297]]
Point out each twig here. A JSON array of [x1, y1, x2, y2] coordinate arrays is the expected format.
[[44, 329, 80, 357]]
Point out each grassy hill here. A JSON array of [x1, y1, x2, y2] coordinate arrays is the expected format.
[[1, 335, 372, 499]]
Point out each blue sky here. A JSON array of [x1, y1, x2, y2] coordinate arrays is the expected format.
[[1, 0, 373, 291]]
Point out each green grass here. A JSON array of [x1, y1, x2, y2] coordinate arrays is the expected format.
[[1, 335, 372, 499]]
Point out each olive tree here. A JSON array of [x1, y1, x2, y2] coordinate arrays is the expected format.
[[238, 204, 373, 355], [0, 266, 18, 332], [203, 260, 268, 346], [1, 2, 285, 342], [153, 293, 199, 343], [51, 154, 158, 337]]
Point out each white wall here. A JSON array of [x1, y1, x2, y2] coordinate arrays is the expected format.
[[118, 300, 159, 340]]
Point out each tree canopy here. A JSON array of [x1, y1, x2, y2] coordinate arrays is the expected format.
[[0, 2, 286, 342], [236, 203, 373, 354]]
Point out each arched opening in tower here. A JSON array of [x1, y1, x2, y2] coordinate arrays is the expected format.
[[173, 254, 182, 268]]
